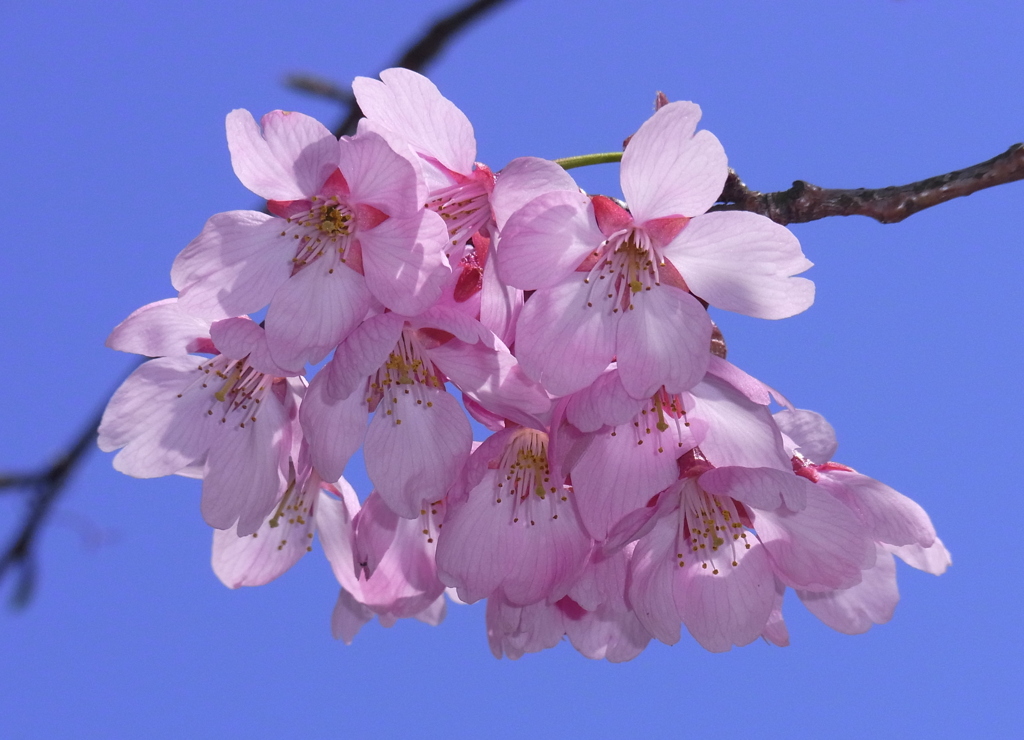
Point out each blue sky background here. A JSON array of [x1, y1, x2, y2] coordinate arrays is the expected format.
[[1, 1, 1021, 737]]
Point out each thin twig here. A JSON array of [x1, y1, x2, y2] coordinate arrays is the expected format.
[[713, 143, 1024, 225], [0, 401, 110, 607], [284, 74, 355, 106]]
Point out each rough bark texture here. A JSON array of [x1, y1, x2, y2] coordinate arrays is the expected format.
[[713, 143, 1024, 225]]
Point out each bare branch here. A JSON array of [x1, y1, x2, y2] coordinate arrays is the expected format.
[[284, 74, 355, 106], [0, 403, 107, 607], [713, 143, 1024, 225]]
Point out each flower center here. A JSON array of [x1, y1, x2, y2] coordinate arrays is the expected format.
[[613, 388, 694, 453], [583, 229, 662, 314], [676, 487, 751, 574], [417, 499, 445, 544], [181, 354, 278, 429], [427, 180, 491, 261], [278, 196, 355, 275], [493, 429, 568, 526], [367, 330, 444, 422]]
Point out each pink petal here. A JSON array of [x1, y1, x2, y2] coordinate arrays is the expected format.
[[486, 597, 566, 660], [99, 356, 216, 476], [627, 512, 683, 645], [429, 339, 552, 429], [331, 589, 375, 644], [414, 596, 448, 627], [315, 486, 362, 594], [338, 128, 425, 216], [621, 102, 727, 222], [265, 261, 371, 369], [706, 355, 772, 406], [211, 485, 318, 588], [799, 545, 898, 634], [360, 210, 451, 316], [106, 299, 212, 357], [514, 275, 618, 397], [818, 469, 937, 548], [299, 372, 367, 483], [615, 285, 711, 398], [772, 408, 838, 463], [352, 68, 476, 177], [359, 515, 446, 617], [563, 368, 641, 433], [886, 539, 952, 575], [755, 488, 874, 592], [497, 190, 602, 290], [173, 211, 294, 319], [209, 317, 300, 376], [479, 249, 523, 347], [323, 313, 405, 400], [226, 109, 338, 201], [352, 491, 400, 578], [491, 156, 579, 230], [688, 376, 791, 470], [436, 471, 592, 606], [675, 541, 776, 652], [572, 425, 685, 541], [662, 211, 814, 319], [364, 386, 472, 519], [699, 466, 810, 512], [761, 582, 790, 647], [201, 402, 289, 535]]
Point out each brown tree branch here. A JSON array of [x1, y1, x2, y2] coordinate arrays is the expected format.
[[712, 143, 1024, 225]]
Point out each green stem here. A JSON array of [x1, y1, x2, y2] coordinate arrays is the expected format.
[[553, 152, 623, 170]]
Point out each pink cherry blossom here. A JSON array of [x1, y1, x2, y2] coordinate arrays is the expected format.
[[498, 101, 814, 398], [302, 306, 548, 518], [99, 300, 302, 535], [212, 447, 329, 588], [628, 452, 872, 652], [777, 408, 951, 634], [559, 358, 778, 541], [318, 487, 447, 644], [353, 68, 580, 345], [436, 425, 593, 606], [171, 109, 451, 369]]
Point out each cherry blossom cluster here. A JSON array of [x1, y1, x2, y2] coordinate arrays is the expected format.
[[99, 68, 948, 659]]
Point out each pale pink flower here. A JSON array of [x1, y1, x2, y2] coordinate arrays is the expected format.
[[319, 487, 447, 644], [485, 595, 568, 660], [485, 547, 652, 662], [561, 367, 704, 541], [559, 357, 781, 541], [353, 68, 579, 345], [435, 425, 593, 606], [171, 109, 451, 370], [99, 300, 302, 535], [301, 306, 549, 518], [777, 408, 950, 634], [498, 101, 814, 398], [628, 452, 872, 652], [212, 447, 333, 588]]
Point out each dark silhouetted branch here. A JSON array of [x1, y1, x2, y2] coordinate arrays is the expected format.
[[0, 402, 107, 607], [713, 143, 1024, 225]]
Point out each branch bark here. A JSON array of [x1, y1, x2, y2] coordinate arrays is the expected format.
[[712, 143, 1024, 224]]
